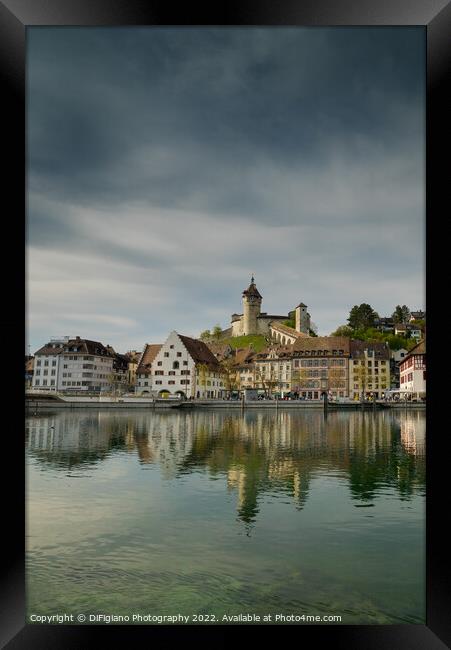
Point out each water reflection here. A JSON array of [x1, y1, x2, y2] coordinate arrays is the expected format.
[[26, 409, 425, 528]]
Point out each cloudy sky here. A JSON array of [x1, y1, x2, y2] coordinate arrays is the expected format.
[[27, 27, 425, 353]]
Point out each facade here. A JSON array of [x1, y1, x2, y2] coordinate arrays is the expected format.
[[25, 356, 34, 388], [349, 340, 390, 400], [230, 277, 311, 338], [389, 348, 408, 390], [291, 337, 351, 400], [269, 321, 310, 345], [135, 344, 163, 395], [399, 339, 426, 395], [32, 336, 114, 392], [253, 346, 293, 396], [32, 337, 68, 391], [137, 331, 225, 399]]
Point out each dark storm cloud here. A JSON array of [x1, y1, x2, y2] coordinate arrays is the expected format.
[[27, 27, 425, 351]]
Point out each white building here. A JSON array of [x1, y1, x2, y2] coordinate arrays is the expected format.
[[32, 337, 69, 391], [399, 339, 426, 395], [32, 336, 114, 392], [136, 331, 225, 399]]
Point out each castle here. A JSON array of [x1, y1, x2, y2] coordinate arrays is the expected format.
[[229, 277, 311, 342]]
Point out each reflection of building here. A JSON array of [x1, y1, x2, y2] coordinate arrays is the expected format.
[[26, 408, 426, 526], [399, 411, 426, 455]]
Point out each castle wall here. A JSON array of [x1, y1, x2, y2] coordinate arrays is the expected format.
[[231, 318, 244, 337]]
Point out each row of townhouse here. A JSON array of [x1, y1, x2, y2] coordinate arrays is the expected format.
[[374, 315, 425, 340], [30, 337, 140, 393], [135, 331, 226, 398], [230, 336, 393, 400]]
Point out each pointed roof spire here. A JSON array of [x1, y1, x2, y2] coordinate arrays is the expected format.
[[243, 276, 262, 299]]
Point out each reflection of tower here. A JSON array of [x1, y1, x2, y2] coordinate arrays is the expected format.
[[227, 465, 259, 525], [242, 276, 262, 336], [293, 469, 310, 510]]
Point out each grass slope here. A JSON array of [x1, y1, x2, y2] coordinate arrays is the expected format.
[[222, 334, 267, 352]]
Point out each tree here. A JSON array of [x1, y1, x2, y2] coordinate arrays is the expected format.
[[291, 366, 310, 393], [200, 329, 211, 341], [331, 325, 354, 337], [219, 357, 239, 395], [353, 362, 371, 401], [309, 322, 318, 337], [347, 304, 378, 330], [212, 324, 223, 341], [254, 363, 278, 397], [392, 305, 410, 324], [196, 363, 209, 397]]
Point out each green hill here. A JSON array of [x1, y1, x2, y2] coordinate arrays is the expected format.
[[222, 334, 268, 352]]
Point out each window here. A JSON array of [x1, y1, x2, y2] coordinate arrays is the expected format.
[[155, 380, 162, 385], [50, 380, 55, 386], [52, 360, 56, 366], [183, 360, 188, 366], [36, 360, 41, 366], [51, 370, 56, 376], [164, 352, 169, 357], [155, 371, 164, 376], [170, 345, 174, 349], [43, 379, 47, 386], [177, 352, 182, 357], [43, 370, 48, 376], [157, 361, 162, 366], [35, 380, 40, 386], [173, 361, 179, 369], [169, 371, 175, 376], [44, 360, 49, 366], [35, 370, 40, 376], [168, 380, 175, 385]]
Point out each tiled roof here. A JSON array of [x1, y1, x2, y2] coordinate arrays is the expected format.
[[179, 335, 221, 369], [404, 339, 426, 360], [233, 347, 255, 367], [205, 342, 233, 361], [350, 339, 389, 359], [270, 322, 309, 338], [62, 338, 110, 356], [137, 344, 163, 374], [34, 343, 65, 356], [242, 278, 262, 299], [292, 336, 351, 354]]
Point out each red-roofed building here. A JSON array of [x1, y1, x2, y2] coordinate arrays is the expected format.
[[139, 331, 225, 399]]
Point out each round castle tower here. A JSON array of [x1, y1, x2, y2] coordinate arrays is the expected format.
[[242, 276, 262, 335]]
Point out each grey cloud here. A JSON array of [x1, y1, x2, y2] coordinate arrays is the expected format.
[[26, 27, 425, 352]]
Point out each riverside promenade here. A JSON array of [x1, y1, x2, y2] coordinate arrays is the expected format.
[[25, 393, 425, 411]]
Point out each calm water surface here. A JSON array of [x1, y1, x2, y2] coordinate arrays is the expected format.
[[26, 408, 425, 624]]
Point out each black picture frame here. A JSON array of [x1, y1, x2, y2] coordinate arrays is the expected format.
[[3, 1, 450, 647]]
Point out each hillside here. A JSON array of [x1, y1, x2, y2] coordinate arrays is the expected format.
[[221, 334, 268, 352]]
